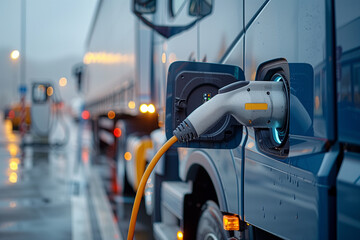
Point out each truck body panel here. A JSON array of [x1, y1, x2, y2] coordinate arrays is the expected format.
[[84, 0, 135, 114], [84, 0, 153, 116], [242, 1, 338, 238], [335, 0, 360, 237], [335, 0, 360, 146]]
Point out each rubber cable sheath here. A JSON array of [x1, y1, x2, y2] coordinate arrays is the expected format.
[[127, 135, 178, 240]]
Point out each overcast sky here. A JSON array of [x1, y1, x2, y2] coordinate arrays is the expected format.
[[0, 0, 97, 108]]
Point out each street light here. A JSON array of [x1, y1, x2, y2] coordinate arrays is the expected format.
[[10, 50, 20, 60]]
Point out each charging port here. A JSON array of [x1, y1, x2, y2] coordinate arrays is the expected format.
[[166, 61, 245, 149], [255, 58, 290, 157]]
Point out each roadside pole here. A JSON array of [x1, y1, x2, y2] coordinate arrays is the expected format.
[[19, 0, 27, 142]]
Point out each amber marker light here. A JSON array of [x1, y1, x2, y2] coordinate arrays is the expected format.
[[177, 231, 183, 240], [108, 110, 115, 119], [128, 101, 135, 109], [140, 104, 148, 113], [162, 52, 166, 63], [47, 86, 54, 96], [124, 152, 132, 161], [147, 104, 155, 113], [223, 215, 240, 231]]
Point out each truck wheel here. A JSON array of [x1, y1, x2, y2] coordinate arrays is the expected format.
[[196, 201, 228, 240]]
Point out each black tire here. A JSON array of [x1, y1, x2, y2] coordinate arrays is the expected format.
[[196, 201, 228, 240]]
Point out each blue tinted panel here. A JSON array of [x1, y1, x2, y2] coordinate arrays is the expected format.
[[336, 0, 360, 145], [244, 0, 334, 140], [289, 63, 314, 136]]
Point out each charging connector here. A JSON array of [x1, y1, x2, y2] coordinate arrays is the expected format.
[[174, 81, 287, 142]]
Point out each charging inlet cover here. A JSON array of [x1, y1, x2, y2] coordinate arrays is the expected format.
[[166, 61, 244, 149]]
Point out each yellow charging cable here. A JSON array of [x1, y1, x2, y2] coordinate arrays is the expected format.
[[127, 135, 178, 240]]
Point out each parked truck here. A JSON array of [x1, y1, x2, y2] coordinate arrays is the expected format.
[[84, 0, 360, 239], [83, 0, 158, 195]]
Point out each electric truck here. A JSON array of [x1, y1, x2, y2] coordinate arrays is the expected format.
[[132, 0, 360, 240], [84, 0, 360, 239]]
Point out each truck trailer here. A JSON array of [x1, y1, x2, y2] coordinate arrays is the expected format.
[[83, 0, 158, 195]]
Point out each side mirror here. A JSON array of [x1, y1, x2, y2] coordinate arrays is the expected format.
[[165, 61, 244, 149], [72, 63, 85, 92], [189, 0, 213, 17], [133, 0, 156, 14], [132, 0, 211, 39]]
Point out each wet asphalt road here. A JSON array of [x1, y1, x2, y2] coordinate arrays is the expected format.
[[0, 118, 71, 240], [0, 113, 153, 240]]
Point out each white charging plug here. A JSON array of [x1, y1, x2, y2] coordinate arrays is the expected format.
[[173, 81, 288, 142]]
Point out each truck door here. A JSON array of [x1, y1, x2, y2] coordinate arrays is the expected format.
[[197, 0, 246, 218], [243, 1, 337, 239], [198, 0, 244, 66]]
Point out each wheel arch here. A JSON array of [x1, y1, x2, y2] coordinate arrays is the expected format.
[[184, 150, 228, 212]]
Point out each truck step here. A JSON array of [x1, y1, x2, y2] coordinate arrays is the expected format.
[[153, 222, 180, 240], [161, 181, 192, 220]]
